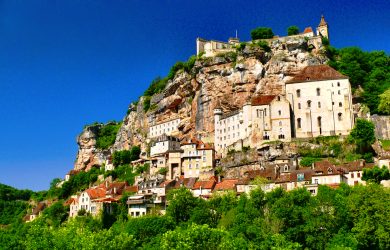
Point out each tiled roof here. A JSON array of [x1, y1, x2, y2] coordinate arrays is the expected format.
[[64, 198, 78, 206], [251, 95, 276, 106], [173, 177, 197, 189], [32, 203, 46, 215], [303, 27, 313, 34], [313, 160, 341, 176], [159, 179, 175, 188], [125, 186, 138, 193], [192, 179, 216, 190], [286, 65, 348, 84], [318, 15, 327, 26], [86, 187, 106, 200], [214, 179, 239, 191]]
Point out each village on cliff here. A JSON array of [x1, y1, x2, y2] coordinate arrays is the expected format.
[[24, 16, 390, 221]]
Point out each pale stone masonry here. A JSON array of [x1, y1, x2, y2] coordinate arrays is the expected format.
[[286, 65, 354, 138], [148, 118, 180, 138], [214, 95, 291, 152]]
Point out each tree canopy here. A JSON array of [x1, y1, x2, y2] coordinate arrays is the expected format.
[[287, 26, 299, 35], [251, 27, 274, 40]]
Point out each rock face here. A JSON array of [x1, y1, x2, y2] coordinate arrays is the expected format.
[[74, 125, 106, 171], [74, 38, 328, 170]]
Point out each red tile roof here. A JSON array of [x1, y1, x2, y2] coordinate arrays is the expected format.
[[86, 187, 106, 199], [313, 160, 341, 176], [214, 179, 239, 191], [192, 179, 216, 190], [303, 27, 313, 34], [286, 65, 348, 84], [32, 203, 46, 215], [124, 186, 138, 193], [251, 95, 277, 106], [64, 198, 78, 206]]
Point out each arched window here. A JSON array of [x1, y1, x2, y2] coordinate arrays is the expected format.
[[298, 103, 301, 109], [316, 88, 321, 96], [297, 118, 302, 129], [317, 116, 322, 127], [339, 102, 342, 107], [277, 96, 281, 101], [318, 102, 321, 108], [296, 89, 301, 98], [337, 82, 340, 87], [307, 100, 311, 108], [338, 113, 343, 121], [278, 110, 282, 116]]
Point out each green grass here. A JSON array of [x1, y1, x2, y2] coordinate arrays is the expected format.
[[380, 140, 390, 151]]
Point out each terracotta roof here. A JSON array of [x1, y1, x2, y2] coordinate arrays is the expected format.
[[313, 160, 341, 176], [64, 198, 78, 206], [192, 179, 216, 190], [173, 177, 197, 189], [125, 186, 138, 193], [251, 95, 276, 106], [32, 203, 46, 215], [106, 182, 127, 195], [181, 137, 202, 145], [158, 179, 175, 188], [286, 65, 348, 84], [94, 197, 120, 203], [197, 141, 214, 150], [85, 187, 106, 199], [214, 179, 239, 191], [303, 27, 313, 34]]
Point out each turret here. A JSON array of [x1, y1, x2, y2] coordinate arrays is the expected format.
[[316, 15, 329, 40], [214, 102, 223, 150]]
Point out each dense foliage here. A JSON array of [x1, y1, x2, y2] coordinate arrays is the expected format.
[[348, 119, 376, 153], [287, 26, 300, 35], [1, 184, 390, 249], [362, 166, 390, 184], [95, 122, 122, 149], [250, 27, 274, 40], [112, 146, 141, 167], [0, 184, 33, 225], [328, 47, 390, 114]]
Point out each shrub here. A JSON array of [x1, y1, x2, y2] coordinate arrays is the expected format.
[[112, 146, 140, 167], [158, 167, 168, 176], [300, 157, 321, 167], [256, 40, 271, 52], [287, 26, 300, 35], [362, 166, 390, 183], [251, 27, 274, 40], [95, 122, 122, 150]]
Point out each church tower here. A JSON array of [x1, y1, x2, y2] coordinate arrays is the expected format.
[[316, 15, 329, 40]]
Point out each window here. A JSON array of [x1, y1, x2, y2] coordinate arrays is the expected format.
[[298, 103, 301, 109], [189, 164, 192, 169], [338, 113, 343, 121], [296, 89, 301, 97], [196, 164, 199, 169], [278, 110, 281, 116], [317, 116, 322, 127], [357, 173, 361, 178], [351, 173, 354, 178], [339, 102, 342, 107], [337, 82, 340, 87], [279, 121, 282, 126], [318, 102, 321, 108], [314, 179, 318, 184], [338, 90, 341, 95], [277, 96, 281, 101], [203, 156, 206, 162], [297, 118, 302, 128], [264, 109, 267, 116], [316, 88, 321, 96], [307, 100, 311, 108], [257, 109, 260, 118]]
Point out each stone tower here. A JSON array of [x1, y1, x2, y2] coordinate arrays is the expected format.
[[316, 15, 329, 40]]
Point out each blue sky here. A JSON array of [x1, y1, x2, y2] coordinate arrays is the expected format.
[[0, 0, 389, 191]]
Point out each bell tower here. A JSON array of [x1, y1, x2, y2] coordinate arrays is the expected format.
[[316, 15, 329, 40]]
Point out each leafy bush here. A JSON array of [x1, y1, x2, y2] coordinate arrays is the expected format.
[[362, 166, 390, 183], [251, 27, 274, 40], [112, 147, 140, 167], [300, 157, 321, 167], [95, 122, 122, 150], [348, 119, 376, 152], [287, 25, 300, 35], [158, 167, 168, 175], [256, 40, 271, 52]]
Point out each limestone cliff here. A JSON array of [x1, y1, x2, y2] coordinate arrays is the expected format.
[[74, 36, 328, 170]]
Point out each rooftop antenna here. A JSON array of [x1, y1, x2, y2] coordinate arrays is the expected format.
[[235, 29, 238, 38]]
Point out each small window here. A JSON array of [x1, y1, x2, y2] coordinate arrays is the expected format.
[[351, 173, 354, 178], [316, 88, 321, 96], [277, 96, 281, 101], [279, 121, 282, 126], [357, 173, 361, 178], [278, 110, 282, 116], [339, 102, 342, 107], [296, 89, 301, 98], [318, 102, 321, 108], [337, 82, 340, 87], [338, 90, 341, 95], [297, 118, 301, 129], [298, 103, 301, 109], [338, 113, 343, 121], [317, 116, 322, 127], [264, 109, 267, 116], [307, 100, 311, 108]]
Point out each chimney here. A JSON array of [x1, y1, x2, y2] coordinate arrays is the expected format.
[[360, 160, 364, 167]]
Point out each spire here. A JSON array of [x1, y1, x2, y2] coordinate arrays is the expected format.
[[318, 14, 327, 26]]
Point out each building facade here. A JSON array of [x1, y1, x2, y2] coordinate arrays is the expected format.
[[149, 118, 181, 138], [286, 65, 354, 138]]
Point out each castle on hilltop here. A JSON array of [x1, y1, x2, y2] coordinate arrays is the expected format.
[[196, 15, 329, 57]]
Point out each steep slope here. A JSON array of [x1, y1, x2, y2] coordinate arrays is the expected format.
[[74, 37, 328, 170]]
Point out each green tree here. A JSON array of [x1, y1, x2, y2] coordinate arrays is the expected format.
[[362, 166, 390, 184], [166, 187, 200, 223], [378, 88, 390, 114], [348, 119, 376, 152], [251, 27, 274, 40], [287, 26, 299, 35]]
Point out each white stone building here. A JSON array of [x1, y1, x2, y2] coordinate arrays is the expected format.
[[286, 65, 354, 138], [149, 118, 180, 138], [150, 134, 181, 157], [214, 95, 291, 153]]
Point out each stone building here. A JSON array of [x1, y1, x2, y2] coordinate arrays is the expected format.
[[214, 95, 291, 153], [148, 118, 181, 138], [285, 65, 354, 138]]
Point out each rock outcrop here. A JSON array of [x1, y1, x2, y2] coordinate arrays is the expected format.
[[74, 37, 328, 170]]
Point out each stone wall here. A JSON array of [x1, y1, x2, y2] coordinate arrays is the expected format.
[[370, 115, 390, 139]]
